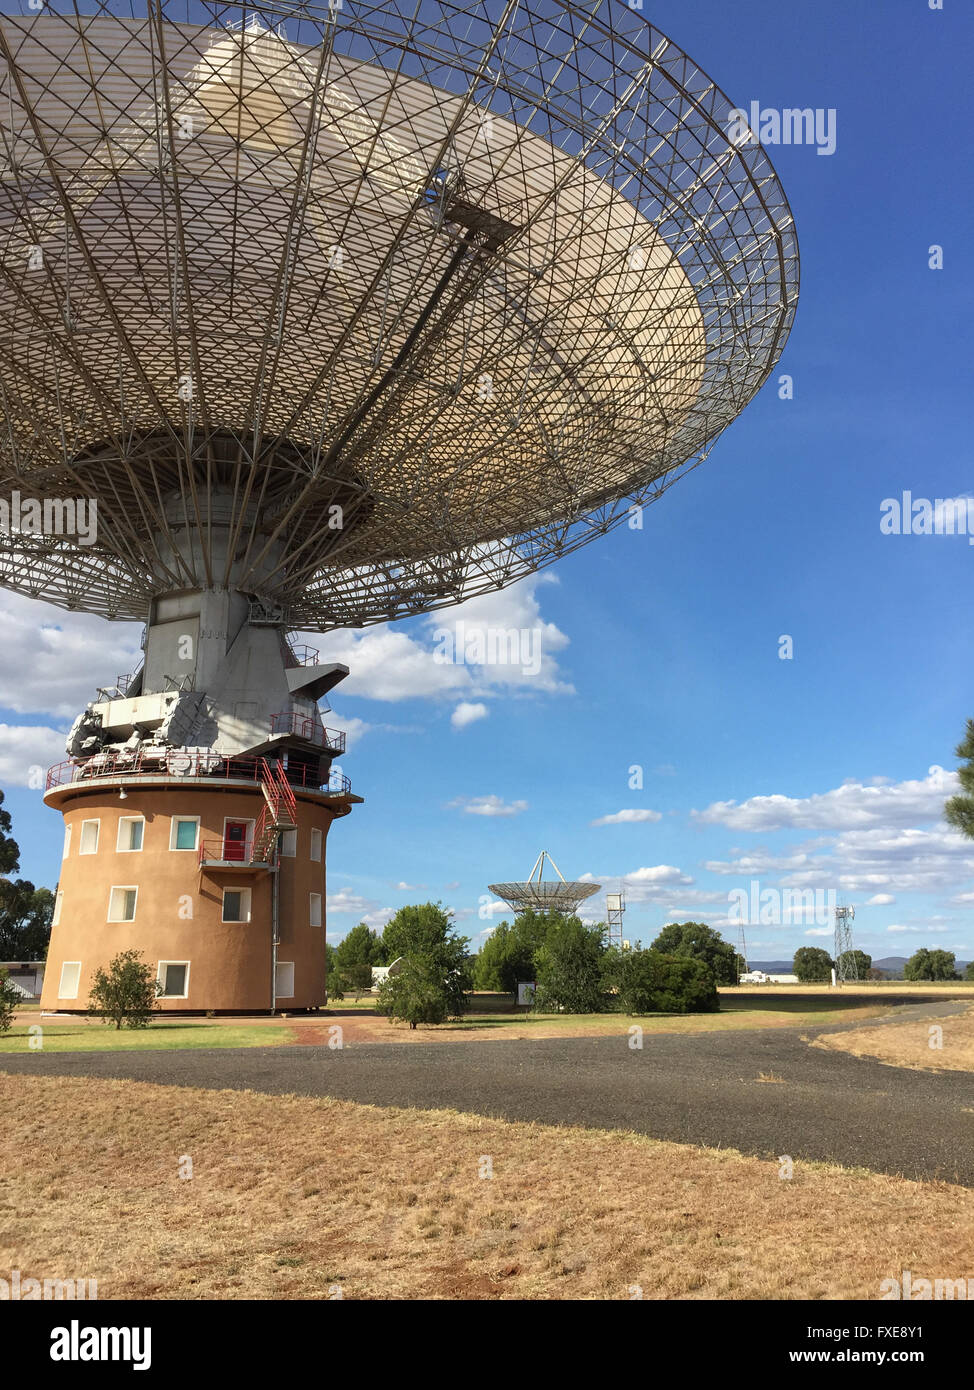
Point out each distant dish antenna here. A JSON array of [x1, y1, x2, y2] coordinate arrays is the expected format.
[[489, 851, 600, 917]]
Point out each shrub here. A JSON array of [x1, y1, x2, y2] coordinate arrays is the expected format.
[[533, 918, 607, 1014], [0, 968, 21, 1032], [617, 950, 718, 1015], [88, 950, 161, 1029], [375, 954, 453, 1029]]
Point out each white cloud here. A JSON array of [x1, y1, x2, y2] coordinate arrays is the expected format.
[[0, 723, 70, 786], [0, 593, 142, 719], [866, 893, 895, 906], [449, 794, 528, 817], [692, 766, 957, 833], [326, 889, 378, 917], [590, 808, 662, 827], [451, 701, 488, 729], [308, 572, 573, 703]]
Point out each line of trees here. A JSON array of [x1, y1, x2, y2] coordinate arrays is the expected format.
[[0, 789, 55, 960]]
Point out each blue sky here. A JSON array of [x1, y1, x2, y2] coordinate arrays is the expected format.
[[2, 0, 973, 965]]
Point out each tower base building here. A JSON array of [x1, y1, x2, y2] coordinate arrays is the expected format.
[[40, 590, 360, 1014]]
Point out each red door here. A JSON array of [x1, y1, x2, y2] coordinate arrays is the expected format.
[[223, 821, 249, 862]]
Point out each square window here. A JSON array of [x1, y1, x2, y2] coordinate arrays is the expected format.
[[79, 820, 99, 854], [309, 892, 322, 928], [117, 817, 144, 852], [52, 890, 64, 927], [279, 828, 297, 857], [108, 886, 138, 922], [310, 827, 322, 862], [222, 888, 252, 923], [58, 961, 81, 1000], [171, 818, 199, 851], [158, 962, 188, 998], [275, 962, 295, 998]]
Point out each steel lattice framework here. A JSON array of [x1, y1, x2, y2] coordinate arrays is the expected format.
[[0, 0, 798, 629], [490, 848, 600, 917]]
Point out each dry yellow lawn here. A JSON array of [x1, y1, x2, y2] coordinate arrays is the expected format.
[[2, 1074, 973, 1300], [815, 1004, 974, 1073]]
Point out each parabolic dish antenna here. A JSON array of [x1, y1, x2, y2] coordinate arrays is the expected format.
[[0, 0, 798, 630], [490, 850, 600, 917]]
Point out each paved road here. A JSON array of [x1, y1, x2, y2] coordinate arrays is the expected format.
[[4, 1002, 974, 1184]]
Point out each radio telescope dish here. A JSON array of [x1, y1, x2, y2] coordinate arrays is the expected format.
[[0, 1, 798, 630], [490, 850, 600, 918]]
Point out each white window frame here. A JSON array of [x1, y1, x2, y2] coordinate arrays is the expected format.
[[221, 887, 252, 924], [157, 960, 190, 999], [79, 819, 100, 855], [62, 825, 71, 859], [279, 828, 297, 857], [275, 961, 295, 999], [310, 827, 322, 862], [221, 817, 255, 861], [58, 961, 81, 1000], [309, 892, 322, 928], [116, 816, 145, 853], [169, 816, 200, 852], [52, 890, 64, 927], [108, 885, 139, 922]]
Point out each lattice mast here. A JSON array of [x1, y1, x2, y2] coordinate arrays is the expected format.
[[834, 904, 858, 983]]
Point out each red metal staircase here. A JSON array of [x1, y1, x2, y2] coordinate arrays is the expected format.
[[252, 758, 297, 863]]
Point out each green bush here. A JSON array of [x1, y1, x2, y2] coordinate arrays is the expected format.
[[88, 950, 161, 1029], [375, 954, 454, 1029], [533, 918, 607, 1014], [0, 968, 21, 1032], [617, 950, 718, 1015]]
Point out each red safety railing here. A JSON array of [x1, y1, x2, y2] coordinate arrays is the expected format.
[[284, 643, 320, 667], [270, 712, 345, 752], [46, 750, 353, 797]]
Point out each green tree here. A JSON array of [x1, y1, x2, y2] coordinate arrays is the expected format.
[[945, 719, 974, 839], [533, 917, 606, 1014], [334, 922, 383, 998], [0, 968, 21, 1032], [473, 908, 561, 993], [966, 961, 974, 982], [837, 949, 872, 979], [88, 950, 162, 1029], [380, 903, 471, 1016], [381, 902, 455, 959], [793, 946, 834, 982], [0, 880, 55, 959], [376, 954, 453, 1029], [0, 789, 20, 876], [616, 950, 719, 1015], [650, 921, 737, 985], [904, 948, 959, 982]]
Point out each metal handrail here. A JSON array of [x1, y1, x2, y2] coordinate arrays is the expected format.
[[46, 752, 353, 796], [270, 711, 345, 752]]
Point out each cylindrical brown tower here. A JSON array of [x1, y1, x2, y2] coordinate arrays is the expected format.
[[41, 758, 358, 1014]]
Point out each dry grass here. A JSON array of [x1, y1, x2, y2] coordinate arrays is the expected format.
[[2, 1074, 973, 1300], [814, 1004, 974, 1073]]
